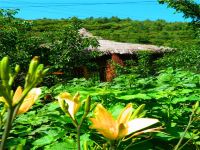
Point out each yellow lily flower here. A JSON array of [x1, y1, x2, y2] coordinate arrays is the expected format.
[[0, 86, 24, 107], [12, 86, 23, 106], [17, 87, 41, 115], [57, 92, 81, 119], [0, 86, 41, 114], [90, 103, 159, 140]]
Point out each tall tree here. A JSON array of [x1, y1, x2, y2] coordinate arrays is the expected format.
[[158, 0, 200, 23]]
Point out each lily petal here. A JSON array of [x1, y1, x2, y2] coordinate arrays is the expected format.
[[117, 103, 133, 124], [57, 92, 72, 112], [127, 118, 159, 135], [57, 92, 81, 119], [0, 97, 8, 106], [130, 127, 162, 138], [90, 104, 160, 140], [58, 98, 67, 112], [90, 104, 118, 140], [73, 92, 80, 103], [118, 123, 128, 139], [12, 86, 23, 106], [72, 92, 81, 117], [65, 99, 77, 119], [59, 92, 72, 100], [18, 88, 41, 115]]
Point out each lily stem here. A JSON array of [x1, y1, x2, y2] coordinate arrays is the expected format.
[[0, 86, 33, 150], [77, 125, 81, 150], [0, 107, 14, 150], [77, 106, 90, 150], [174, 110, 194, 150], [109, 140, 117, 150], [0, 105, 7, 129]]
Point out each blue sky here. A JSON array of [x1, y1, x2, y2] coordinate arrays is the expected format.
[[0, 0, 196, 22]]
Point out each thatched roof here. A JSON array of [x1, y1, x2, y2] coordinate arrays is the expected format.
[[88, 39, 171, 54], [79, 28, 171, 54], [79, 28, 94, 38], [40, 28, 171, 55]]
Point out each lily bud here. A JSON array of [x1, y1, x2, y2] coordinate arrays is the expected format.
[[193, 101, 199, 113], [1, 56, 9, 81], [8, 76, 14, 87], [25, 57, 39, 88], [58, 98, 69, 113], [41, 68, 49, 76], [73, 92, 80, 102], [131, 104, 146, 119], [28, 56, 39, 76], [84, 96, 91, 114], [35, 64, 44, 79], [15, 65, 20, 74]]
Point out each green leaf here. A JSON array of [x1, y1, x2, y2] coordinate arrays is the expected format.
[[32, 135, 55, 147], [155, 132, 176, 141], [45, 140, 76, 150], [117, 94, 151, 100], [179, 89, 193, 94], [46, 102, 60, 111], [183, 84, 196, 88], [80, 133, 95, 149], [108, 104, 124, 119]]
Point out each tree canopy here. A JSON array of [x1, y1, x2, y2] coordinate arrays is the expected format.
[[158, 0, 200, 23]]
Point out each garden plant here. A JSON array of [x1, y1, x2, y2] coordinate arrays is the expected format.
[[0, 3, 199, 149]]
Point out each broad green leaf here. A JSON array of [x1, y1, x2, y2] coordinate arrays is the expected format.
[[108, 103, 124, 119], [155, 132, 176, 141], [32, 135, 55, 147], [45, 139, 76, 150], [117, 94, 151, 100]]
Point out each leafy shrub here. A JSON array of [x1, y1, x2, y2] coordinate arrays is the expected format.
[[0, 10, 99, 86], [4, 68, 199, 149], [136, 51, 154, 77], [156, 44, 200, 72]]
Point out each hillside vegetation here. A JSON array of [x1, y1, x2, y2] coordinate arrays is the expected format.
[[13, 17, 200, 76], [0, 8, 200, 150], [32, 17, 199, 47]]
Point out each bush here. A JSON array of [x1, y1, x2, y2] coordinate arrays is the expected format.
[[0, 11, 99, 86], [156, 44, 200, 73]]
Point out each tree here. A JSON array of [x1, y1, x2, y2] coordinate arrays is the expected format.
[[49, 25, 98, 71], [158, 0, 200, 23]]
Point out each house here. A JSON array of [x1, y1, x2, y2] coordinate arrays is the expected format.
[[79, 28, 171, 81]]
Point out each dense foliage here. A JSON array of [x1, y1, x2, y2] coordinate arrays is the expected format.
[[31, 17, 200, 74], [0, 11, 99, 86], [156, 44, 200, 72], [159, 0, 200, 23], [1, 68, 199, 149], [33, 17, 198, 47], [1, 8, 199, 82], [0, 9, 33, 69]]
